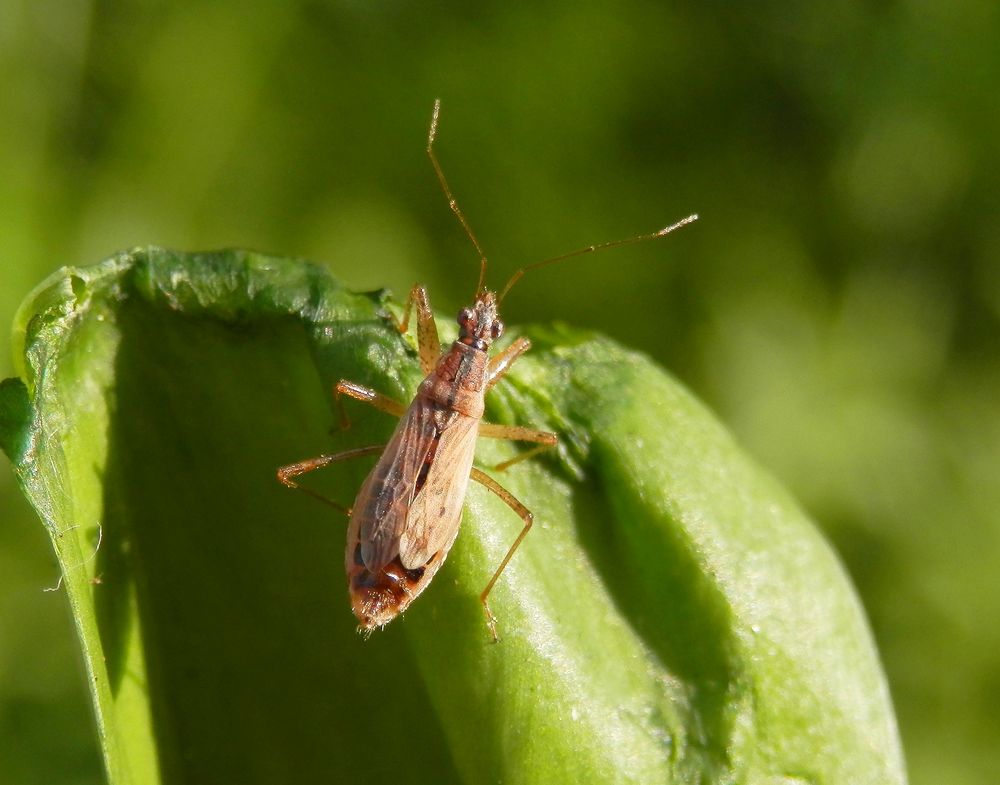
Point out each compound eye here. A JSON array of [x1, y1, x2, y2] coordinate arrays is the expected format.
[[458, 307, 474, 327], [491, 320, 504, 340]]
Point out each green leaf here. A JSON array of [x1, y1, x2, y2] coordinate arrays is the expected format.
[[1, 248, 905, 784]]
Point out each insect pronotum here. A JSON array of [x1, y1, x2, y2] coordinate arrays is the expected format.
[[277, 100, 697, 641]]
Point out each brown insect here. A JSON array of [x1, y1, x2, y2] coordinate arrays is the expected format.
[[278, 100, 696, 641]]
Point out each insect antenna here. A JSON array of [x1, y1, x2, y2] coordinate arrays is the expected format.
[[498, 213, 699, 304], [427, 99, 490, 298]]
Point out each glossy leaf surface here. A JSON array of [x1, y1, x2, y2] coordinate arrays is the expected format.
[[0, 249, 905, 784]]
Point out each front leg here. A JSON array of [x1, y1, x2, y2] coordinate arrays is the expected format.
[[393, 284, 441, 376], [486, 336, 531, 390], [483, 336, 556, 469]]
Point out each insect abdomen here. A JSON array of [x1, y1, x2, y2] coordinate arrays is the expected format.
[[347, 547, 442, 631]]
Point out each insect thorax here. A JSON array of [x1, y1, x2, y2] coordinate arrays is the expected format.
[[419, 341, 487, 419]]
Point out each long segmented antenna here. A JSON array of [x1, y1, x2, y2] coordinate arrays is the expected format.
[[498, 213, 699, 303], [427, 99, 490, 297]]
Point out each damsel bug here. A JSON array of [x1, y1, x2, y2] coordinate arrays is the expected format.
[[278, 101, 696, 641]]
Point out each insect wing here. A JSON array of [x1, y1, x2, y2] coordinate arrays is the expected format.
[[352, 399, 438, 572], [399, 413, 479, 569]]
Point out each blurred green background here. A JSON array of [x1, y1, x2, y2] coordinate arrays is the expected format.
[[1, 2, 997, 784]]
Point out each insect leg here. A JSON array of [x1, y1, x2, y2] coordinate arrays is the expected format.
[[335, 380, 407, 429], [392, 284, 441, 375], [485, 336, 531, 390], [469, 467, 534, 643], [478, 422, 558, 471], [482, 336, 556, 469], [277, 445, 385, 514]]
